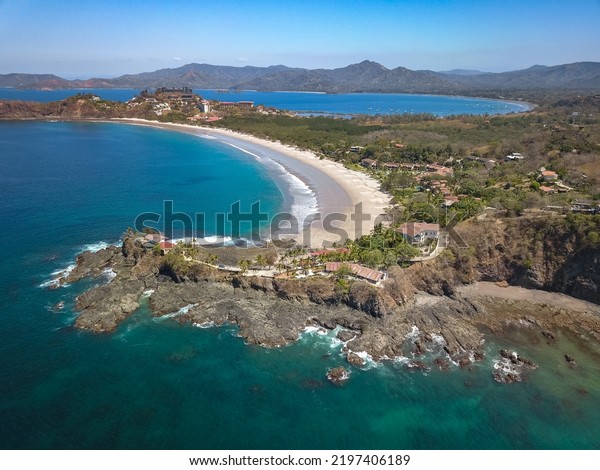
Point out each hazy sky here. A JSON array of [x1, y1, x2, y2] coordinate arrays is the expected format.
[[1, 0, 599, 77]]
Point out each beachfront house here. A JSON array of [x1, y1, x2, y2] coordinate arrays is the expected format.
[[361, 158, 378, 169], [397, 222, 439, 245], [325, 262, 387, 285]]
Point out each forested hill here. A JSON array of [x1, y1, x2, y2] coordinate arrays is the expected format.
[[2, 60, 600, 94]]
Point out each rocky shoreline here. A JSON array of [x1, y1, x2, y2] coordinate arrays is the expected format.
[[50, 235, 600, 384]]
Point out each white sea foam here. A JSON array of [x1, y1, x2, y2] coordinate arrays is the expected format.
[[141, 289, 155, 298], [226, 143, 262, 162], [351, 350, 380, 369], [299, 325, 344, 351], [39, 263, 76, 288], [300, 325, 330, 340], [196, 235, 234, 246], [492, 358, 522, 378], [80, 241, 115, 253], [193, 321, 215, 329], [300, 326, 322, 334], [393, 355, 410, 365], [405, 325, 420, 342], [102, 267, 116, 281], [218, 139, 319, 234], [157, 303, 198, 320], [261, 157, 318, 231], [429, 333, 448, 355]]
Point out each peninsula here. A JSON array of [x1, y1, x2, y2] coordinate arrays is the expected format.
[[4, 89, 600, 384]]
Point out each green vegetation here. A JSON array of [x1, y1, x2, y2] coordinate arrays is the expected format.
[[203, 96, 600, 213], [351, 225, 421, 267], [215, 115, 382, 155]]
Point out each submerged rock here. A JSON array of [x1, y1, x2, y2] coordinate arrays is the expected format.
[[406, 360, 430, 372], [493, 349, 538, 384], [564, 354, 577, 367], [327, 366, 350, 385], [457, 357, 471, 369], [542, 330, 557, 344]]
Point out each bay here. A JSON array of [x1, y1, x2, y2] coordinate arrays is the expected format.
[[0, 88, 529, 116], [0, 121, 598, 450]]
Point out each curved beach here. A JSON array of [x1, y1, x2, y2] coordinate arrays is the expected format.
[[110, 118, 391, 248]]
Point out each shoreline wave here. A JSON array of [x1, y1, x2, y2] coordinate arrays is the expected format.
[[223, 141, 319, 232]]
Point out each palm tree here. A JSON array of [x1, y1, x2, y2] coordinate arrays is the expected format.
[[238, 259, 250, 274], [255, 254, 266, 269]]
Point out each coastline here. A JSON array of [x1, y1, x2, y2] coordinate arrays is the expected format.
[[108, 118, 391, 248]]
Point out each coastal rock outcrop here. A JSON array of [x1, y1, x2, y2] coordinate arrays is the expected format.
[[63, 247, 121, 285], [326, 366, 350, 385], [492, 349, 538, 384], [454, 216, 600, 305], [58, 232, 600, 381]]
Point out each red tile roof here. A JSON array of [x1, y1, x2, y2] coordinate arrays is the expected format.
[[325, 262, 385, 283]]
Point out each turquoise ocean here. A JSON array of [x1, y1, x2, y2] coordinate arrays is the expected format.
[[1, 120, 599, 449]]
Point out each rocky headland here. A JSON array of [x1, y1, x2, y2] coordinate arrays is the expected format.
[[56, 214, 600, 382]]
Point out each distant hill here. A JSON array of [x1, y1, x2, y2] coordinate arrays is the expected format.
[[235, 61, 465, 93], [443, 62, 600, 90], [3, 61, 600, 94], [439, 69, 486, 76], [0, 73, 67, 88]]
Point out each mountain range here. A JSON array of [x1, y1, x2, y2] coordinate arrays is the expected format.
[[1, 60, 600, 94]]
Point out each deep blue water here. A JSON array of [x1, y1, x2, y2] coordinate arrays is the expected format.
[[0, 88, 529, 116], [0, 122, 599, 450]]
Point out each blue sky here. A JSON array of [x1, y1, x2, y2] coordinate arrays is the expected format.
[[1, 0, 599, 77]]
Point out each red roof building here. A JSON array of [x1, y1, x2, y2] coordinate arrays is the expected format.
[[325, 262, 387, 284], [397, 222, 440, 245], [159, 241, 175, 253], [541, 170, 559, 181]]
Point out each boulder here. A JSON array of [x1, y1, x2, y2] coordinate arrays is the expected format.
[[326, 366, 350, 385], [346, 352, 366, 367], [336, 330, 356, 342]]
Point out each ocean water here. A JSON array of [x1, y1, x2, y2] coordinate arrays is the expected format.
[[1, 122, 599, 450], [0, 88, 529, 116]]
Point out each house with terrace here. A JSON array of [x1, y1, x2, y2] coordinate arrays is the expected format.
[[397, 222, 440, 245]]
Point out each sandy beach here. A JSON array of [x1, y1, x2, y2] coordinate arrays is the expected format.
[[109, 118, 391, 248]]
